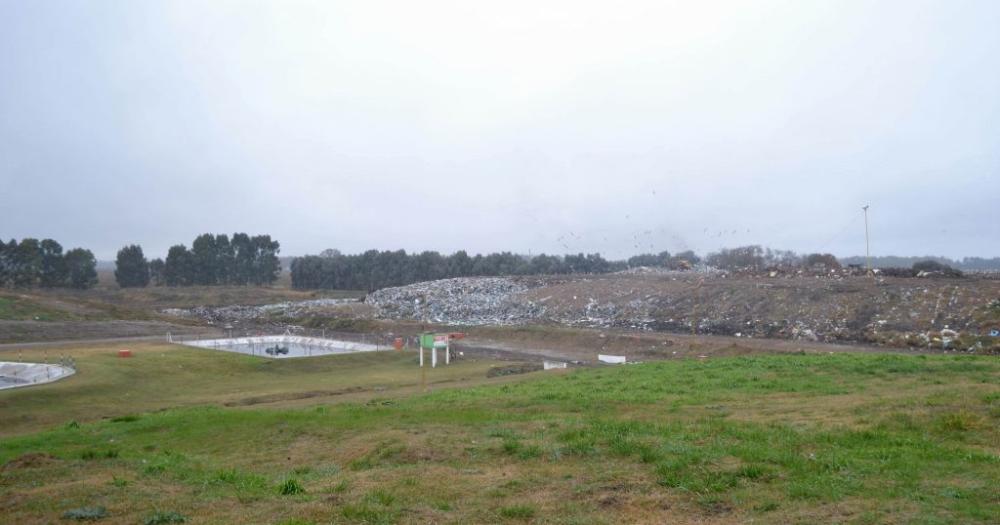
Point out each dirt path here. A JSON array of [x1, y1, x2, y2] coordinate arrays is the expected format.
[[0, 319, 222, 345], [0, 321, 947, 362], [455, 329, 946, 366]]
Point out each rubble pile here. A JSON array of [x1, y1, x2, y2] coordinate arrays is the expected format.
[[365, 277, 546, 325], [163, 298, 360, 325], [366, 274, 1000, 352]]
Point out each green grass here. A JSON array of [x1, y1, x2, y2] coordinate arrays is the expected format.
[[0, 295, 81, 321], [0, 285, 367, 341], [1, 353, 997, 524], [498, 504, 537, 519], [0, 342, 507, 436]]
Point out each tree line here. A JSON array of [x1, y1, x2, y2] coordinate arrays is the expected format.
[[840, 255, 1000, 271], [0, 238, 98, 289], [290, 250, 624, 291], [114, 233, 281, 288], [626, 250, 702, 269], [288, 246, 870, 291]]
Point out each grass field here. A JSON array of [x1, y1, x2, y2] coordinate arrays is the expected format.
[[0, 295, 84, 321], [0, 343, 507, 436], [1, 350, 997, 524]]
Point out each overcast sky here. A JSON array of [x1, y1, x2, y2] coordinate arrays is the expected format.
[[2, 1, 998, 260]]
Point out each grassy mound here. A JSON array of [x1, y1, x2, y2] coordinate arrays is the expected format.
[[1, 353, 997, 523]]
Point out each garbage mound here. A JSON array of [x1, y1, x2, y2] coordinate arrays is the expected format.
[[365, 277, 546, 325], [365, 274, 1000, 352]]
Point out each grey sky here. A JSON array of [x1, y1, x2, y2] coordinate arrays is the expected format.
[[2, 1, 998, 260]]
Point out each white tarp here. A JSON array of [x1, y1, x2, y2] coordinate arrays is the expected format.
[[598, 354, 627, 364], [0, 362, 75, 390], [180, 335, 379, 358]]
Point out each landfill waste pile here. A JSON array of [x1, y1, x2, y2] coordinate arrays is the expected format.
[[365, 273, 1000, 352], [162, 298, 362, 325], [365, 277, 546, 325], [615, 265, 724, 277], [163, 272, 1000, 353]]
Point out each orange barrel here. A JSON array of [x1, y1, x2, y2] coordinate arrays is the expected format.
[[393, 338, 404, 350], [118, 349, 133, 358]]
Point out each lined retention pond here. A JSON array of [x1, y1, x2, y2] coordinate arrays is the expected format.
[[0, 362, 75, 390], [180, 335, 380, 359]]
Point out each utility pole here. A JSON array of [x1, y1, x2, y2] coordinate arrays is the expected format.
[[862, 205, 871, 275]]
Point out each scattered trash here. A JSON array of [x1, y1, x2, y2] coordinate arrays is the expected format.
[[487, 363, 543, 377], [940, 329, 959, 349]]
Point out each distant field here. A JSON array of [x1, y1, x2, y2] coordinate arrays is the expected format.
[[0, 286, 362, 323], [0, 283, 366, 343], [1, 351, 997, 524], [95, 268, 299, 294], [0, 295, 84, 321]]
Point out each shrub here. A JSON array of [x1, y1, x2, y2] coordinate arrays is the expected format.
[[81, 449, 118, 460], [501, 439, 521, 455], [143, 511, 187, 524], [499, 504, 537, 519], [341, 504, 397, 524], [880, 267, 917, 277], [937, 410, 981, 432], [912, 260, 963, 277], [278, 478, 305, 496], [363, 488, 395, 506], [517, 445, 543, 460], [803, 253, 841, 270]]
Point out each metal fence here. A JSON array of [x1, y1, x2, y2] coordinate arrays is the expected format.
[[4, 350, 78, 370], [166, 327, 408, 351]]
